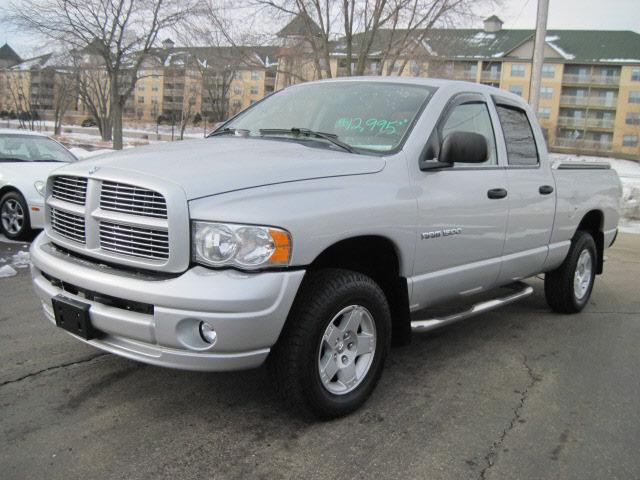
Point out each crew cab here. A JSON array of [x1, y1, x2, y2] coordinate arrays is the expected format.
[[30, 78, 621, 418]]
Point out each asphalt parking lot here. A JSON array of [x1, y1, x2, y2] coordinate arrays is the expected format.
[[1, 234, 639, 480]]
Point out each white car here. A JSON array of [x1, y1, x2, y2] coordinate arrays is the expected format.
[[0, 129, 77, 240]]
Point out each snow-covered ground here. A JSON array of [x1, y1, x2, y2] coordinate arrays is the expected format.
[[0, 240, 31, 278], [550, 153, 640, 234]]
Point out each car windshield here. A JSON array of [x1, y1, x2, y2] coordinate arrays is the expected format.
[[0, 134, 76, 163], [222, 82, 436, 153]]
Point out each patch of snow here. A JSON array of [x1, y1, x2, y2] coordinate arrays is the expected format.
[[0, 265, 17, 278], [545, 35, 559, 42], [11, 251, 31, 268], [492, 52, 505, 58], [619, 220, 640, 234], [545, 40, 575, 60], [469, 32, 496, 44], [598, 58, 640, 63]]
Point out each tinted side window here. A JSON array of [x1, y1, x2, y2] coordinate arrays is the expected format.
[[495, 105, 539, 166], [440, 102, 497, 165]]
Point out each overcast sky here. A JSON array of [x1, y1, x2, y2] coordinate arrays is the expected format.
[[1, 0, 638, 58]]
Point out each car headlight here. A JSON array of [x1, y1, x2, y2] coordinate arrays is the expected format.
[[34, 181, 45, 197], [192, 221, 291, 270]]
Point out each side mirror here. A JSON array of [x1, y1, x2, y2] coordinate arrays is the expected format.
[[420, 131, 488, 170], [440, 131, 488, 165]]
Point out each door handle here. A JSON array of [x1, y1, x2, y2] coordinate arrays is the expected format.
[[539, 185, 554, 195], [487, 188, 508, 199]]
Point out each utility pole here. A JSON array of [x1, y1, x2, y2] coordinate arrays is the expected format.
[[529, 0, 550, 113]]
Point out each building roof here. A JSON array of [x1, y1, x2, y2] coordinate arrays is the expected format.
[[0, 43, 22, 65], [277, 13, 322, 38], [330, 28, 640, 63]]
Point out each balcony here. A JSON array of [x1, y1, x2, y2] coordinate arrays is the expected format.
[[562, 74, 591, 85], [562, 74, 620, 86], [555, 138, 612, 151], [480, 71, 501, 82], [559, 95, 617, 108], [557, 116, 586, 128], [453, 71, 477, 81], [557, 116, 615, 129], [586, 117, 615, 129]]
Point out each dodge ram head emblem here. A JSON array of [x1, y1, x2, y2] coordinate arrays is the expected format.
[[88, 166, 100, 175]]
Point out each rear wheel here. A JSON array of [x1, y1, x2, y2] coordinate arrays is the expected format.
[[0, 191, 31, 240], [270, 268, 391, 419], [545, 231, 597, 314]]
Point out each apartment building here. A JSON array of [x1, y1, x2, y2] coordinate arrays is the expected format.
[[275, 15, 640, 160]]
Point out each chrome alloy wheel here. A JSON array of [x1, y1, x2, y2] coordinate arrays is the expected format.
[[317, 305, 377, 395], [574, 249, 593, 300], [1, 199, 25, 235]]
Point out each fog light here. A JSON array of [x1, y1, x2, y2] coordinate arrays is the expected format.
[[198, 321, 217, 345]]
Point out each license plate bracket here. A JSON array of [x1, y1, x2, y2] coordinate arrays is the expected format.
[[52, 295, 95, 340]]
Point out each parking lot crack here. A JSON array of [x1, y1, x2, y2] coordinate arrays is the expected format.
[[478, 355, 539, 480], [0, 353, 107, 388]]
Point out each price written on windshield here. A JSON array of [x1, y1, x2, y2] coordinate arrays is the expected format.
[[335, 117, 409, 135]]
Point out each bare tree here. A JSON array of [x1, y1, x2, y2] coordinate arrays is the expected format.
[[258, 0, 494, 79], [72, 53, 113, 140], [4, 0, 198, 149]]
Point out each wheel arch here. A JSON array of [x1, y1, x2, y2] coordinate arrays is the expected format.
[[304, 235, 412, 346], [575, 209, 604, 274]]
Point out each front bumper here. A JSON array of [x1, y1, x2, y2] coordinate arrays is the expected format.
[[30, 233, 305, 371]]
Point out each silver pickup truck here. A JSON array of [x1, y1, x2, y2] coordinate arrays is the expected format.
[[30, 78, 621, 418]]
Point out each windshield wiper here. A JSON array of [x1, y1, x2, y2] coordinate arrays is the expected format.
[[207, 127, 250, 138], [0, 157, 29, 162], [259, 128, 355, 153]]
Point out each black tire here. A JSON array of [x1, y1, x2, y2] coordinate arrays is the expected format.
[[270, 268, 392, 419], [545, 231, 597, 314], [0, 191, 31, 240]]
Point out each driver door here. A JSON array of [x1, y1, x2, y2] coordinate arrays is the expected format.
[[410, 93, 509, 310]]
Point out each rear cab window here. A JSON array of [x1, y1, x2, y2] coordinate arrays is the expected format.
[[494, 102, 539, 166]]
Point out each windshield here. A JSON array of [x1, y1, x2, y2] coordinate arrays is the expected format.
[[222, 82, 436, 153], [0, 134, 76, 163]]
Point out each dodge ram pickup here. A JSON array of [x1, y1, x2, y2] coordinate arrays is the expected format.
[[30, 78, 621, 418]]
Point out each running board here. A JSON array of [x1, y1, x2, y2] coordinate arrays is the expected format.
[[410, 282, 534, 333]]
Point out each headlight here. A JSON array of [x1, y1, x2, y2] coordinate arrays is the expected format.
[[34, 181, 45, 197], [192, 221, 291, 270]]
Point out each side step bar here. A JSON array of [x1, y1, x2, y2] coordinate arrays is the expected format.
[[410, 282, 534, 333]]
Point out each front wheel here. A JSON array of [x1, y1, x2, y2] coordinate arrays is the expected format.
[[0, 191, 31, 240], [545, 231, 597, 314], [270, 269, 391, 419]]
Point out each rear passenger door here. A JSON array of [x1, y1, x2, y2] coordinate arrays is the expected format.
[[493, 97, 556, 283]]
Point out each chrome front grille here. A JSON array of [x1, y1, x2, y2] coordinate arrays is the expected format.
[[99, 222, 169, 260], [50, 207, 85, 244], [46, 171, 187, 272], [51, 176, 87, 205], [100, 181, 167, 219]]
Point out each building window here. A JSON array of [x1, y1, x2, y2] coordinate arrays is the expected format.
[[542, 64, 555, 78], [631, 68, 640, 82], [137, 84, 145, 92], [251, 70, 260, 81], [537, 107, 551, 119], [629, 91, 640, 104], [509, 85, 523, 97], [137, 96, 144, 104], [623, 135, 639, 147], [626, 112, 640, 125], [250, 86, 259, 95], [234, 86, 243, 95], [152, 84, 158, 92], [540, 86, 553, 99], [511, 64, 526, 77], [234, 71, 243, 80]]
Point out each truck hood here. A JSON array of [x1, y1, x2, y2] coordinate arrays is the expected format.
[[66, 137, 386, 199]]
